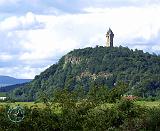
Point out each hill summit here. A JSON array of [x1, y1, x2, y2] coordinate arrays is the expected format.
[[9, 46, 160, 101]]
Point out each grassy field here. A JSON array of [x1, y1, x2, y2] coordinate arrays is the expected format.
[[0, 100, 160, 109], [135, 100, 160, 107], [98, 101, 160, 109], [0, 92, 6, 97], [0, 102, 45, 108]]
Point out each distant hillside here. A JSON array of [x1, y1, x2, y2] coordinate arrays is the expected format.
[[0, 83, 28, 92], [9, 46, 160, 101], [0, 76, 32, 87]]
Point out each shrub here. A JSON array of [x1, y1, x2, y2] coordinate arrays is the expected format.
[[145, 106, 160, 131]]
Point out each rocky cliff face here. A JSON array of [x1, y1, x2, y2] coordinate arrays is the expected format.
[[65, 55, 81, 64], [76, 71, 112, 81]]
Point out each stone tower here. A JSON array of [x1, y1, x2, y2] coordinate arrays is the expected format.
[[106, 28, 114, 47]]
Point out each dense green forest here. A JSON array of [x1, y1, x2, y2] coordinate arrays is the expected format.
[[8, 46, 160, 101], [0, 83, 28, 92], [1, 88, 160, 130]]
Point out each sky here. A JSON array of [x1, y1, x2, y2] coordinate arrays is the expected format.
[[0, 0, 160, 79]]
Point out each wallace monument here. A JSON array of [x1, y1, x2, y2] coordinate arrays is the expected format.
[[106, 28, 114, 47]]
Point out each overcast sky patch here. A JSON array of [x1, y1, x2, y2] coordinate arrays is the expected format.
[[0, 0, 160, 78]]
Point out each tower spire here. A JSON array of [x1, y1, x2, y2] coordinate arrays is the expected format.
[[106, 28, 114, 47]]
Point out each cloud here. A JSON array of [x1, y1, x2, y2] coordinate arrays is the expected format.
[[0, 53, 13, 61], [0, 0, 20, 5], [1, 0, 160, 15], [0, 12, 44, 31], [0, 0, 64, 15], [0, 3, 160, 78], [0, 66, 46, 79]]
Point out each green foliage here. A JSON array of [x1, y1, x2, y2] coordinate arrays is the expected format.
[[8, 46, 160, 101], [87, 85, 109, 104], [1, 89, 160, 130], [116, 99, 147, 130], [145, 106, 160, 131], [108, 82, 128, 102]]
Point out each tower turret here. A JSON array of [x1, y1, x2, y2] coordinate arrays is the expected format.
[[106, 28, 114, 47]]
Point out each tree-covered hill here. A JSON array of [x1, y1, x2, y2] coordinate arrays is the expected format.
[[0, 83, 28, 92], [8, 46, 160, 101]]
